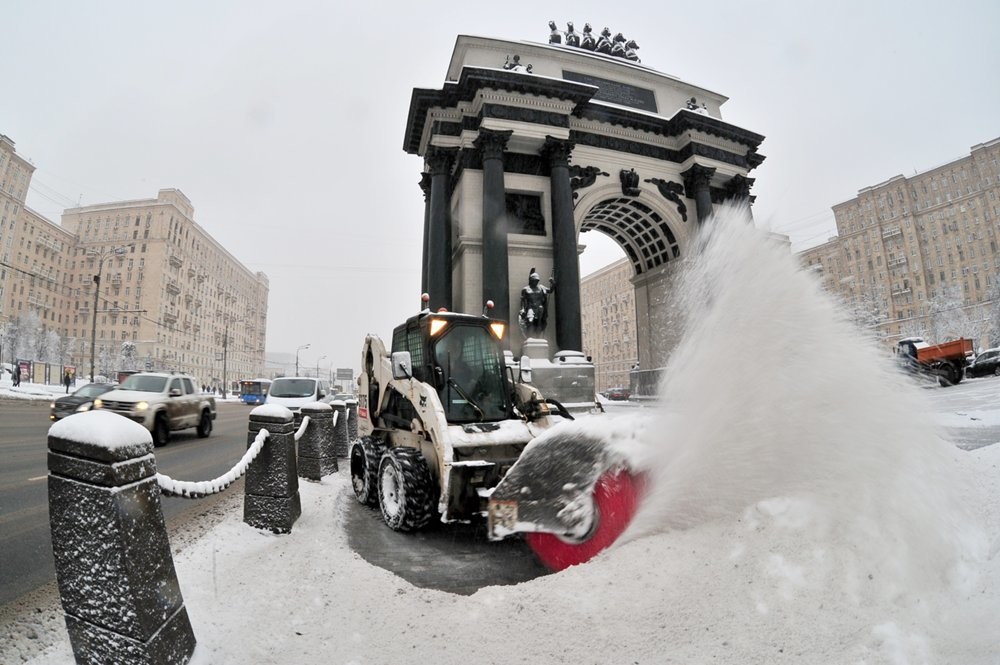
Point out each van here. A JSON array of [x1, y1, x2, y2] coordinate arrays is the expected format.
[[265, 377, 328, 411]]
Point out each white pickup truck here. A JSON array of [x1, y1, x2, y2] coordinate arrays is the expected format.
[[94, 372, 217, 446]]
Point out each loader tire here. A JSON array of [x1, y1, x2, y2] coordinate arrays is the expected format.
[[378, 447, 435, 532], [525, 468, 645, 571], [350, 436, 383, 507]]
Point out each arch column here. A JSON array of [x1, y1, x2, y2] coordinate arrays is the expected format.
[[725, 174, 755, 221], [426, 148, 455, 311], [418, 172, 431, 294], [543, 136, 582, 352], [682, 164, 716, 224], [475, 129, 513, 326]]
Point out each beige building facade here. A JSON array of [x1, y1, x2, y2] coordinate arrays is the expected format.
[[800, 137, 1000, 349], [581, 257, 638, 393], [0, 133, 268, 385]]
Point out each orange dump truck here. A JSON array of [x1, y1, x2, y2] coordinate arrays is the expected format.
[[895, 337, 974, 386]]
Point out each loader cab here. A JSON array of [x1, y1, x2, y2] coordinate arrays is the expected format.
[[391, 312, 511, 424]]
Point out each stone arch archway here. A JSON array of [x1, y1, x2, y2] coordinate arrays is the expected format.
[[580, 196, 683, 276], [575, 189, 690, 379], [403, 32, 765, 399]]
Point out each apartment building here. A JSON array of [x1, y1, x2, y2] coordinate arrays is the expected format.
[[0, 133, 268, 384], [581, 257, 638, 393], [60, 189, 269, 385], [800, 137, 1000, 348]]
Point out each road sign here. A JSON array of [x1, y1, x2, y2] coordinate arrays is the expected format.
[[335, 367, 353, 381]]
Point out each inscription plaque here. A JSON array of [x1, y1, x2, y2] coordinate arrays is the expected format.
[[563, 70, 657, 113]]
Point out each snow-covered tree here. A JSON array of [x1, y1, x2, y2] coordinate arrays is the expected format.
[[927, 283, 972, 343], [120, 340, 138, 371], [983, 277, 1000, 348], [39, 328, 61, 363]]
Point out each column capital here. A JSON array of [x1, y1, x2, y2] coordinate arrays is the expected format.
[[681, 163, 716, 196], [425, 147, 456, 176], [542, 136, 575, 168], [725, 174, 755, 199], [474, 129, 513, 161], [418, 172, 432, 201]]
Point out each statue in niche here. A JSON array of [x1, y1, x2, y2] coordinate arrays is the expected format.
[[548, 21, 562, 44], [518, 268, 555, 338], [580, 23, 596, 50], [565, 22, 580, 47], [620, 168, 641, 196]]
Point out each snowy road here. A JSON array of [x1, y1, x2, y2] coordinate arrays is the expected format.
[[922, 375, 1000, 450]]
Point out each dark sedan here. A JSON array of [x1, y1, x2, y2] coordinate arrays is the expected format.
[[967, 348, 1000, 378], [50, 383, 118, 421]]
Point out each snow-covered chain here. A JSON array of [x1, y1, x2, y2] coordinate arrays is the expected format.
[[157, 428, 270, 499], [294, 415, 311, 441]]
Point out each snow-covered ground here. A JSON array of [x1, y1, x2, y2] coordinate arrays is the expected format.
[[6, 207, 1000, 664]]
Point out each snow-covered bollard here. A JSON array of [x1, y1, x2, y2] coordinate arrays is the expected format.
[[298, 402, 337, 481], [245, 405, 301, 534], [345, 397, 359, 445], [329, 399, 349, 457], [47, 410, 196, 665]]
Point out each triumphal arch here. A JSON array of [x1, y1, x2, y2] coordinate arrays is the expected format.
[[403, 25, 765, 398]]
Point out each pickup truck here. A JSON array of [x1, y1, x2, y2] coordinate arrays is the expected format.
[[94, 372, 217, 446]]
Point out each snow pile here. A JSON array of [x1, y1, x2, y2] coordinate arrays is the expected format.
[[15, 205, 1000, 664], [48, 409, 153, 448]]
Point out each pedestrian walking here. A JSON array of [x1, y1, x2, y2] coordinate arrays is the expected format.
[[13, 367, 21, 387], [63, 370, 72, 393]]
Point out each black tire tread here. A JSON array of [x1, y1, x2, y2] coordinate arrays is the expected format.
[[350, 436, 383, 506], [379, 447, 435, 532]]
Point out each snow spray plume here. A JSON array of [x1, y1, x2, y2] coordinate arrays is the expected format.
[[626, 202, 985, 597]]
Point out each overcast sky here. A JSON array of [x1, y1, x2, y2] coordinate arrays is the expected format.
[[3, 0, 998, 375]]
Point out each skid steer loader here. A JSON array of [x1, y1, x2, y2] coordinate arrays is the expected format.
[[352, 303, 646, 569]]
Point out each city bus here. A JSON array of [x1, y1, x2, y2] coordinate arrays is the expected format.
[[239, 378, 272, 405]]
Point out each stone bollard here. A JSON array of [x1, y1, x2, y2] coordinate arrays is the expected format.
[[298, 402, 337, 481], [245, 405, 301, 534], [48, 410, 196, 665], [329, 400, 349, 458], [345, 397, 359, 444]]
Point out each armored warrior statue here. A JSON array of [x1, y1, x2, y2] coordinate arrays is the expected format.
[[518, 268, 555, 338]]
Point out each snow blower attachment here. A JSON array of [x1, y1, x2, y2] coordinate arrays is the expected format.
[[352, 306, 644, 570], [487, 425, 647, 570]]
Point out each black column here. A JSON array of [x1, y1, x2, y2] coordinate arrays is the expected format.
[[543, 137, 582, 352], [475, 129, 513, 325], [725, 174, 755, 221], [426, 148, 455, 311], [418, 172, 431, 294], [682, 164, 716, 224]]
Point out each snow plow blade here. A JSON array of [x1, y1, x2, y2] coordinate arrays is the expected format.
[[487, 422, 647, 570]]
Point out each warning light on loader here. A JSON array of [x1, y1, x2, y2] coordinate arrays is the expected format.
[[429, 318, 448, 336], [489, 322, 506, 340]]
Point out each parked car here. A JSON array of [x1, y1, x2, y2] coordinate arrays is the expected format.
[[606, 386, 631, 401], [966, 348, 1000, 378], [50, 383, 118, 421]]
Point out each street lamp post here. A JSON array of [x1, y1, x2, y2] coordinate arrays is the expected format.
[[88, 245, 130, 382], [295, 343, 310, 376], [316, 355, 327, 379]]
